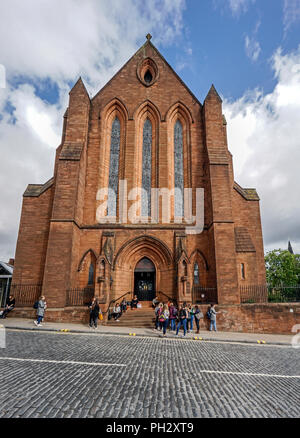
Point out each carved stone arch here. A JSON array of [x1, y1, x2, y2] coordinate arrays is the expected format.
[[189, 249, 208, 287], [113, 235, 172, 270], [101, 97, 129, 122], [133, 99, 162, 122], [78, 248, 98, 272], [189, 249, 209, 271], [165, 101, 194, 125], [133, 101, 160, 208]]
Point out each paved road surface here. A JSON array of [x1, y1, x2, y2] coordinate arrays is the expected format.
[[0, 329, 299, 418]]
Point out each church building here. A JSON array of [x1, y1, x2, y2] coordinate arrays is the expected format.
[[12, 35, 266, 321]]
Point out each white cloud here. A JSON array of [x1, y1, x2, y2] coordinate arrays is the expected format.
[[283, 0, 300, 32], [228, 0, 255, 16], [0, 0, 185, 92], [0, 0, 186, 261], [245, 35, 261, 61], [223, 46, 300, 255]]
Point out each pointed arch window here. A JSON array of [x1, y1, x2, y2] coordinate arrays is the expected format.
[[174, 120, 184, 218], [88, 263, 94, 285], [194, 262, 199, 285], [141, 118, 152, 217], [107, 117, 121, 217]]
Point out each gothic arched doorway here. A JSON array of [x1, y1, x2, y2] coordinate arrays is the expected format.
[[134, 257, 156, 301]]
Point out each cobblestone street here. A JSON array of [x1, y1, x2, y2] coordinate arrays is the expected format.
[[0, 329, 299, 418]]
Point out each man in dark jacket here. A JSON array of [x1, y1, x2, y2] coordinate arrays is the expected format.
[[0, 295, 15, 319]]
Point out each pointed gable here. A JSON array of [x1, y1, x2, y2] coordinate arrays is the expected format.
[[92, 36, 202, 120]]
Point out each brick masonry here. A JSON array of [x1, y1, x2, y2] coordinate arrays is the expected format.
[[11, 37, 276, 330]]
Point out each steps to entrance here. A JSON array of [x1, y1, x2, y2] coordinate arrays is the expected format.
[[106, 301, 155, 328]]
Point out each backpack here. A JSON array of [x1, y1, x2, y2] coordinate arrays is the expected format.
[[33, 301, 39, 309], [206, 309, 212, 319]]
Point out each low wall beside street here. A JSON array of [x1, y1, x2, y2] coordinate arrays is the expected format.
[[9, 302, 300, 335]]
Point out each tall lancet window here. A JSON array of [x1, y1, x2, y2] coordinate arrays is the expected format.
[[141, 118, 152, 217], [107, 117, 120, 217], [174, 120, 184, 218]]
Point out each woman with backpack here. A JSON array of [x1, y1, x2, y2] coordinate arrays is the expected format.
[[209, 304, 218, 331], [169, 302, 177, 331], [176, 305, 188, 337], [34, 296, 47, 326], [159, 304, 170, 337]]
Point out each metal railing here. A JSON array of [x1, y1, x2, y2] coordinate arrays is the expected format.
[[192, 286, 218, 304], [10, 284, 42, 306], [157, 291, 178, 307], [104, 291, 132, 315], [240, 285, 268, 303], [240, 284, 300, 303], [66, 287, 95, 306]]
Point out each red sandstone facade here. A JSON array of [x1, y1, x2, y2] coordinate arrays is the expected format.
[[12, 37, 266, 317]]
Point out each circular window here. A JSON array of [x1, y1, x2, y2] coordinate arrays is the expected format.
[[137, 58, 158, 87]]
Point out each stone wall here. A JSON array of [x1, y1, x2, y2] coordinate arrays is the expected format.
[[10, 303, 300, 335]]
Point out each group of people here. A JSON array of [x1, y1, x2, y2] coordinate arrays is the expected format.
[[153, 297, 218, 337], [88, 294, 140, 328], [1, 293, 218, 336]]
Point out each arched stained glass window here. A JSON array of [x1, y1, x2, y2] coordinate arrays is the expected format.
[[174, 120, 184, 218], [107, 117, 121, 217], [88, 263, 94, 285], [194, 262, 199, 285], [141, 118, 152, 217]]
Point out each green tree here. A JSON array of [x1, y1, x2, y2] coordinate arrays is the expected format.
[[265, 249, 300, 286]]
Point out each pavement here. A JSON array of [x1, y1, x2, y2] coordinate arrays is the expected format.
[[0, 317, 294, 345]]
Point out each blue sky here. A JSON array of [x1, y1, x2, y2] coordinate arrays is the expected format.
[[0, 0, 300, 260]]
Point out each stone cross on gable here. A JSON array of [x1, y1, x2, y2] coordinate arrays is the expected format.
[[146, 33, 152, 41]]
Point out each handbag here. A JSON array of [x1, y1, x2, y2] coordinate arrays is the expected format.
[[99, 313, 103, 320], [195, 311, 204, 320]]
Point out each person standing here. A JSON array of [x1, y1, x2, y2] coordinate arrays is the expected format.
[[154, 302, 163, 330], [0, 295, 15, 319], [159, 304, 169, 337], [169, 302, 177, 331], [176, 305, 187, 337], [152, 296, 159, 308], [34, 296, 47, 326], [186, 305, 191, 332], [194, 305, 203, 334], [89, 297, 100, 328], [209, 304, 218, 331]]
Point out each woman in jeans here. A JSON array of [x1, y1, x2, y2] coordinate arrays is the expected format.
[[176, 305, 187, 337], [169, 302, 177, 331], [159, 304, 170, 337], [34, 296, 47, 326], [194, 305, 203, 334], [89, 298, 100, 329]]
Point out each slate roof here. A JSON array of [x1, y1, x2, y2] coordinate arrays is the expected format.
[[23, 177, 54, 197], [234, 182, 260, 201], [0, 261, 13, 275]]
